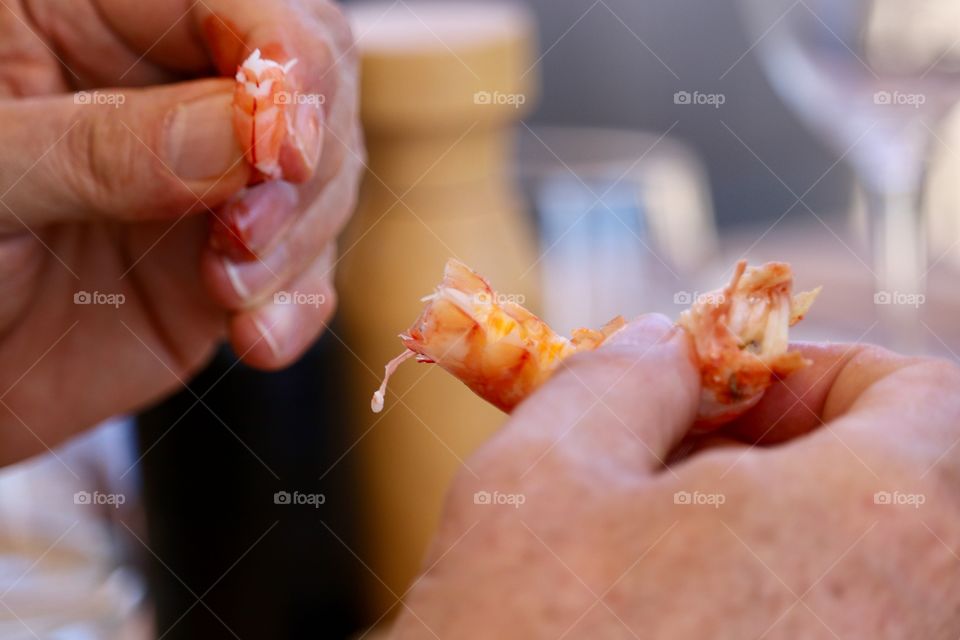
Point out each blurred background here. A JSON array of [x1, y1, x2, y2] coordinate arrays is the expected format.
[[3, 0, 960, 638]]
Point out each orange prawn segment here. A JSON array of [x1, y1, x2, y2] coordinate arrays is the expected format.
[[233, 49, 298, 180], [678, 260, 821, 428], [373, 259, 819, 431], [372, 259, 625, 414]]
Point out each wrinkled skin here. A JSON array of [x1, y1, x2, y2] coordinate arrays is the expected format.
[[392, 316, 960, 639], [0, 0, 362, 465]]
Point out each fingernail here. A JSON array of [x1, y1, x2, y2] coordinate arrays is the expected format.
[[210, 182, 299, 261], [222, 258, 251, 301], [605, 314, 675, 349], [292, 101, 323, 170], [166, 93, 242, 180], [253, 316, 282, 359]]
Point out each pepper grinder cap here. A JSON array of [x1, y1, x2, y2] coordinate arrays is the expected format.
[[348, 1, 539, 133]]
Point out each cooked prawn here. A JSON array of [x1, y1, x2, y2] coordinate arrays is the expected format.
[[678, 261, 821, 428], [372, 259, 819, 430], [233, 49, 298, 180], [371, 260, 625, 414]]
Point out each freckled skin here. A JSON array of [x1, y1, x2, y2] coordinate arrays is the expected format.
[[392, 330, 960, 640]]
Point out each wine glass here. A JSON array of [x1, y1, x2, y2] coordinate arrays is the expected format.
[[738, 0, 960, 349]]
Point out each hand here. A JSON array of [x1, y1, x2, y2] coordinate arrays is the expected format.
[[391, 316, 960, 639], [0, 0, 362, 464]]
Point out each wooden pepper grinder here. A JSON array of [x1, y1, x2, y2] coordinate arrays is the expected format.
[[337, 1, 540, 620]]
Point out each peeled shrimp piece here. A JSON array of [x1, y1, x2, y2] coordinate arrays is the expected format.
[[371, 260, 625, 414], [233, 49, 298, 180], [679, 260, 820, 429]]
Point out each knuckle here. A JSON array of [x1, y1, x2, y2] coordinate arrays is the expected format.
[[65, 102, 197, 218], [62, 108, 119, 215]]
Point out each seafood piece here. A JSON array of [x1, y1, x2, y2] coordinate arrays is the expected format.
[[372, 259, 819, 429], [678, 261, 820, 428], [371, 260, 625, 414], [233, 49, 298, 180]]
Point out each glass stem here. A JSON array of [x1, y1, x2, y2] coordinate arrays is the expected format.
[[864, 181, 927, 352], [871, 188, 925, 295]]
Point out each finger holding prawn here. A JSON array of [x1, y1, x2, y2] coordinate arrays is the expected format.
[[196, 1, 345, 265], [199, 102, 360, 365], [204, 44, 322, 262], [188, 0, 361, 369]]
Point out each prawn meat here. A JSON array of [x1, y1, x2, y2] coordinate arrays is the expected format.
[[372, 259, 819, 429], [371, 260, 625, 414], [678, 261, 820, 428], [233, 49, 298, 180]]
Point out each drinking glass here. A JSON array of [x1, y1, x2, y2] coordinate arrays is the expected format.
[[738, 0, 960, 348]]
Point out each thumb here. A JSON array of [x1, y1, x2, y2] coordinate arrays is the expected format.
[[0, 79, 251, 229], [508, 314, 701, 474]]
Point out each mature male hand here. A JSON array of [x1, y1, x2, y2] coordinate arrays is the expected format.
[[0, 0, 362, 464], [392, 315, 960, 638]]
